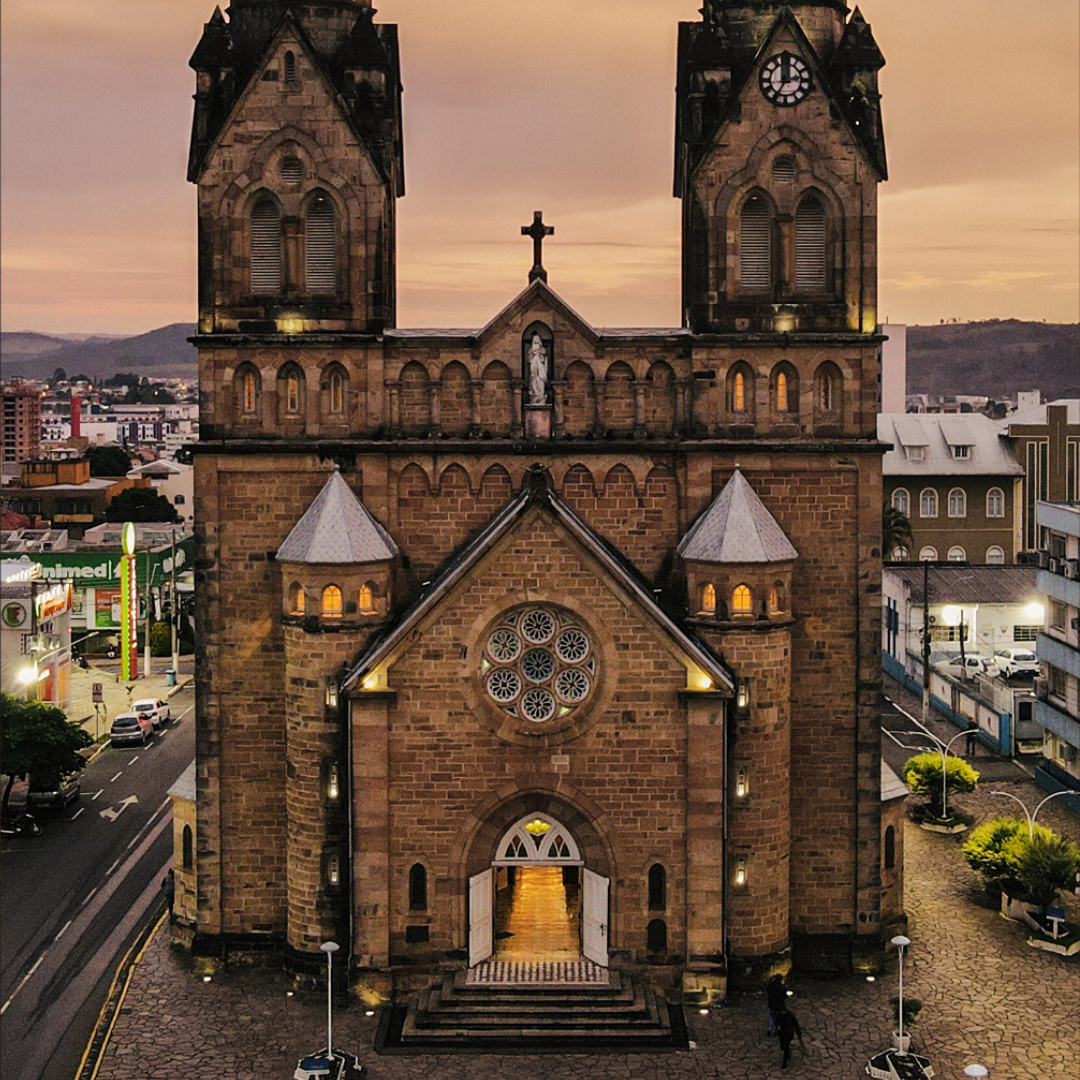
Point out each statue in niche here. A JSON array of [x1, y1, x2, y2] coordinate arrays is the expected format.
[[527, 333, 549, 405]]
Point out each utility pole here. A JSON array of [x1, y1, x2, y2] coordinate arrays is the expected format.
[[170, 526, 179, 675], [921, 559, 931, 727], [143, 549, 152, 678]]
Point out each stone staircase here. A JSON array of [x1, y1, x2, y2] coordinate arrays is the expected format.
[[376, 968, 688, 1053]]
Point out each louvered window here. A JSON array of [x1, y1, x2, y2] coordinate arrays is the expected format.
[[305, 196, 336, 292], [772, 156, 796, 183], [284, 51, 297, 84], [739, 196, 771, 291], [795, 195, 826, 291], [250, 198, 281, 294], [280, 156, 303, 184]]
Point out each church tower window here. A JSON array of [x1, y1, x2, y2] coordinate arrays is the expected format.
[[305, 195, 336, 292], [359, 583, 375, 614], [795, 194, 827, 291], [648, 864, 667, 910], [280, 156, 303, 184], [284, 50, 297, 86], [409, 863, 428, 911], [322, 584, 342, 619], [739, 195, 772, 291], [250, 197, 282, 294], [328, 368, 345, 414], [700, 582, 716, 615], [772, 156, 797, 183], [288, 582, 305, 615], [732, 584, 752, 616]]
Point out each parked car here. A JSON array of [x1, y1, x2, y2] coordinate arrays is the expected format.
[[939, 654, 1001, 679], [993, 648, 1040, 679], [132, 698, 171, 731], [110, 711, 153, 748], [27, 772, 81, 810]]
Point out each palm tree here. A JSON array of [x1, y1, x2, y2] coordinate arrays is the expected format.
[[883, 503, 914, 562]]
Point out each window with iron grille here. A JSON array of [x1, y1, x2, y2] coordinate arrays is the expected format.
[[1013, 625, 1039, 642]]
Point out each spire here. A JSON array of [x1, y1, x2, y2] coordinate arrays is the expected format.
[[678, 469, 798, 564]]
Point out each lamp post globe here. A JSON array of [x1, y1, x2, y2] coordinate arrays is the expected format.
[[964, 1067, 989, 1079]]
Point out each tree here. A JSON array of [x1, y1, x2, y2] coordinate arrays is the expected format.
[[0, 693, 92, 815], [883, 503, 914, 561], [105, 486, 181, 524], [962, 817, 1030, 895], [901, 752, 978, 818], [52, 366, 67, 385], [86, 444, 134, 477], [1012, 831, 1080, 907]]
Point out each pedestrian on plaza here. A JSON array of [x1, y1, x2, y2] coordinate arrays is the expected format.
[[162, 868, 175, 916], [965, 718, 978, 756], [766, 972, 787, 1036], [776, 1005, 805, 1069]]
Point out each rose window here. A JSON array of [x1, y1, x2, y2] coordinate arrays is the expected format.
[[480, 606, 598, 723]]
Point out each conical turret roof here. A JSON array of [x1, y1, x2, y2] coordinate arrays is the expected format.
[[677, 469, 798, 564], [276, 469, 397, 564]]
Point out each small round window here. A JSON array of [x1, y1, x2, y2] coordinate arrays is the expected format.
[[481, 606, 597, 723], [280, 156, 303, 184]]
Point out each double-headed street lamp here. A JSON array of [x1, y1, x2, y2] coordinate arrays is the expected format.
[[988, 789, 1074, 839]]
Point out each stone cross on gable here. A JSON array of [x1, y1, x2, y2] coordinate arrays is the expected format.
[[521, 211, 554, 283]]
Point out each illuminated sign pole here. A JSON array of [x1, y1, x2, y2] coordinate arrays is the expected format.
[[120, 522, 139, 681]]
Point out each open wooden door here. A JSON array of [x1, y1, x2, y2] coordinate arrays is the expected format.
[[468, 868, 494, 966], [582, 867, 609, 966]]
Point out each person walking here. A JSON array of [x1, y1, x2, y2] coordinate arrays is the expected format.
[[766, 972, 787, 1036], [776, 1005, 805, 1069], [162, 867, 175, 916]]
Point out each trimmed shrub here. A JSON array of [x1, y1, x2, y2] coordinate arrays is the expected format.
[[902, 752, 979, 818], [1012, 831, 1080, 908]]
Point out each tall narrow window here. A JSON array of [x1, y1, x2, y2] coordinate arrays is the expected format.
[[734, 371, 746, 411], [884, 825, 895, 870], [648, 864, 667, 910], [892, 488, 910, 517], [920, 489, 938, 518], [305, 196, 336, 291], [776, 371, 788, 412], [359, 584, 375, 613], [795, 194, 826, 291], [740, 195, 771, 291], [250, 198, 281, 293], [322, 585, 342, 619], [284, 50, 297, 84], [243, 370, 257, 413], [700, 582, 716, 615], [286, 373, 300, 413], [732, 584, 752, 616], [819, 369, 834, 412], [330, 370, 344, 414], [409, 863, 427, 911], [948, 488, 967, 518], [289, 582, 305, 615], [182, 824, 193, 870], [986, 487, 1004, 518]]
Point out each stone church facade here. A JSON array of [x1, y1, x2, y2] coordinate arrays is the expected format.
[[185, 0, 897, 999]]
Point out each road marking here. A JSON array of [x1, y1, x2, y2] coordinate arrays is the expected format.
[[109, 772, 122, 783], [1, 953, 46, 1014], [100, 796, 139, 822], [55, 920, 72, 941], [128, 756, 139, 765], [71, 807, 85, 820], [107, 858, 120, 875], [91, 790, 103, 801], [81, 886, 98, 907]]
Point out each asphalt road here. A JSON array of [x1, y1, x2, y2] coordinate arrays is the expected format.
[[0, 684, 195, 1080]]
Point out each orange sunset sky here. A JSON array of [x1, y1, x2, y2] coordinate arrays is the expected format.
[[1, 0, 1077, 335]]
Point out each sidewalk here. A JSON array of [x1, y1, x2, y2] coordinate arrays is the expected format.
[[90, 728, 1079, 1080]]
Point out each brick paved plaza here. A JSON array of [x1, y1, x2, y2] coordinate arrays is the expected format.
[[94, 745, 1079, 1079]]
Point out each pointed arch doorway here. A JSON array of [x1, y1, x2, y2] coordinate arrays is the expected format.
[[468, 813, 609, 968]]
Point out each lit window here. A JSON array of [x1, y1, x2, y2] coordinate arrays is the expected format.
[[243, 370, 258, 413], [700, 583, 716, 615], [985, 546, 1004, 565], [919, 547, 938, 562], [776, 371, 789, 413], [892, 488, 910, 516], [948, 488, 967, 518], [733, 371, 746, 412], [359, 584, 375, 614], [920, 489, 938, 518], [768, 585, 784, 614], [322, 584, 342, 619], [986, 488, 1004, 518], [286, 373, 300, 414], [732, 584, 752, 616]]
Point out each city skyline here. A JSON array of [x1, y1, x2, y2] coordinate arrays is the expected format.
[[1, 0, 1078, 335]]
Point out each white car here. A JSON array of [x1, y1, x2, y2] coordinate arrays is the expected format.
[[940, 654, 1001, 679], [132, 698, 171, 731], [993, 648, 1040, 679]]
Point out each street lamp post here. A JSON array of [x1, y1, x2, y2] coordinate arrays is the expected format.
[[988, 789, 1074, 839], [320, 940, 339, 1059], [891, 934, 911, 1054]]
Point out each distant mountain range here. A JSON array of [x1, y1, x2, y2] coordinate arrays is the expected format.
[[2, 319, 1077, 400]]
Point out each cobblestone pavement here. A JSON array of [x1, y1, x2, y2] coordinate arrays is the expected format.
[[94, 688, 1079, 1080]]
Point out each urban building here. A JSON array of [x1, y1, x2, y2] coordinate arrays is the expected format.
[[126, 459, 194, 526], [186, 0, 894, 1002], [1, 381, 42, 464], [879, 413, 1024, 564], [1033, 501, 1080, 807]]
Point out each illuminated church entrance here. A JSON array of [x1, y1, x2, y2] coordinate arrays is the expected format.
[[469, 814, 608, 968]]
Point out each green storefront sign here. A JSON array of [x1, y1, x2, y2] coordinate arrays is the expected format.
[[1, 538, 195, 590]]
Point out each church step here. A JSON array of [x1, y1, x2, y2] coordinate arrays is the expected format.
[[452, 967, 623, 993], [420, 980, 653, 1018]]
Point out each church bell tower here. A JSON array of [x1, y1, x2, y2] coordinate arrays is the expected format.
[[675, 0, 886, 335]]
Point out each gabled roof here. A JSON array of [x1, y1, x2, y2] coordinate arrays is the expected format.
[[1000, 398, 1080, 429], [343, 469, 734, 693], [878, 413, 1025, 478], [276, 469, 397, 565], [478, 279, 599, 348], [678, 469, 798, 564]]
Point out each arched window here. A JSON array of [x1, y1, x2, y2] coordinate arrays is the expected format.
[[288, 582, 305, 615], [409, 863, 427, 911], [739, 195, 772, 291], [182, 824, 193, 870], [329, 369, 344, 414], [239, 368, 259, 415], [647, 918, 668, 952], [986, 488, 1005, 518], [920, 489, 938, 518], [985, 545, 1005, 565], [892, 488, 910, 517], [648, 864, 667, 910], [795, 194, 826, 291], [948, 488, 967, 518], [819, 367, 834, 412], [769, 584, 785, 614], [322, 584, 342, 619], [734, 371, 746, 412], [250, 198, 281, 293], [891, 547, 909, 562], [776, 371, 788, 412], [919, 546, 938, 561], [948, 546, 967, 562], [732, 584, 752, 616], [884, 825, 895, 870], [727, 364, 754, 417], [359, 584, 375, 614], [305, 195, 336, 292], [700, 582, 716, 615], [286, 373, 300, 413]]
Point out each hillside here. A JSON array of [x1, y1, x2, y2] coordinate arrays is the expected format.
[[0, 324, 198, 382], [906, 321, 1079, 400]]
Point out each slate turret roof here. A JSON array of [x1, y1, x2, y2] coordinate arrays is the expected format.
[[276, 469, 397, 564], [677, 469, 798, 564]]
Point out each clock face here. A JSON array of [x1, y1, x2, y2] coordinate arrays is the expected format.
[[759, 52, 812, 106]]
